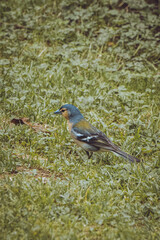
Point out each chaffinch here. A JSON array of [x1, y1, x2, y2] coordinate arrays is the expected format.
[[54, 104, 140, 163]]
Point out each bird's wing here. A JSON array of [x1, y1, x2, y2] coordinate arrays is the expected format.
[[71, 119, 140, 162], [71, 120, 120, 152]]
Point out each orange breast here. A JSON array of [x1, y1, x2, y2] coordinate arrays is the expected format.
[[67, 120, 73, 133]]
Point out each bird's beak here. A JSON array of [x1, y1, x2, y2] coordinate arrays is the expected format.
[[54, 109, 61, 114]]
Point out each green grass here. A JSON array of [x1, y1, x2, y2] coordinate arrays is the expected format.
[[0, 0, 160, 239]]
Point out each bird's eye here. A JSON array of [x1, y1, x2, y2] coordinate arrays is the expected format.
[[61, 109, 65, 112]]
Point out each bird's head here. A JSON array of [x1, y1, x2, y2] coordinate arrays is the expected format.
[[54, 104, 84, 121]]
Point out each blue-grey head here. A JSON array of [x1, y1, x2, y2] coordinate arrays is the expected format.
[[54, 104, 84, 122]]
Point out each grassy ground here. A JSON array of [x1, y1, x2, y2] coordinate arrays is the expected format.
[[0, 0, 160, 239]]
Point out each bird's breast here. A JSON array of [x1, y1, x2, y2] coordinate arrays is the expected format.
[[67, 120, 73, 133]]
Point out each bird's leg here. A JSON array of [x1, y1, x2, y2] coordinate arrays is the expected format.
[[86, 151, 93, 159]]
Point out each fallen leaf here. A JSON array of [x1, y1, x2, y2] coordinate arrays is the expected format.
[[10, 118, 52, 134]]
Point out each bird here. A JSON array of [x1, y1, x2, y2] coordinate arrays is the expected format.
[[54, 104, 140, 163]]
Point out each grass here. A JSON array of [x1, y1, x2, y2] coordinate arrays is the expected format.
[[0, 0, 160, 239]]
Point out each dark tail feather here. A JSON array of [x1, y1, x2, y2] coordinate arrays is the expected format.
[[113, 149, 140, 163]]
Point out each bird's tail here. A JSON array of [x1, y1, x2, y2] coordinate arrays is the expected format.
[[112, 149, 140, 163]]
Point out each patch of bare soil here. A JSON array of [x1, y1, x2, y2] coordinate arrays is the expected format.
[[0, 166, 64, 182]]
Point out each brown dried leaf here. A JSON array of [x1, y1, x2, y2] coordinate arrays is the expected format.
[[11, 118, 26, 125], [10, 118, 52, 134]]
